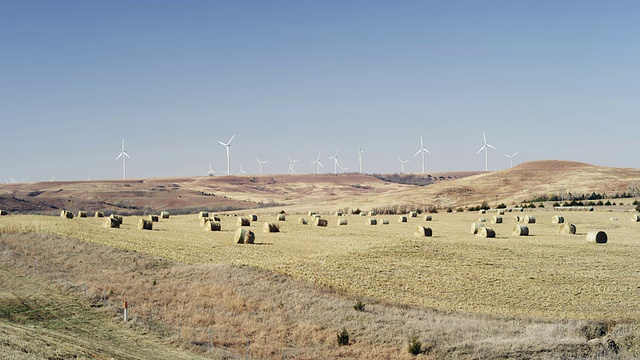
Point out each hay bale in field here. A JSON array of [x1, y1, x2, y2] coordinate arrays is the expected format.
[[337, 218, 348, 225], [277, 213, 286, 221], [263, 222, 279, 233], [250, 214, 258, 221], [524, 215, 536, 224], [410, 211, 418, 218], [478, 209, 486, 214], [77, 211, 87, 218], [360, 212, 367, 217], [212, 216, 221, 222], [60, 210, 74, 219], [160, 211, 170, 219], [368, 211, 377, 216], [424, 215, 432, 221], [94, 211, 104, 218], [104, 217, 120, 229], [512, 224, 529, 236], [204, 221, 221, 231], [0, 210, 7, 216], [491, 216, 503, 224], [149, 215, 159, 222], [234, 228, 255, 244], [498, 209, 505, 215], [198, 211, 209, 218], [200, 217, 210, 226], [237, 217, 251, 226], [298, 218, 308, 225], [632, 214, 640, 222], [398, 216, 407, 223], [313, 214, 321, 219], [307, 210, 316, 216], [558, 223, 577, 235], [315, 218, 328, 227], [414, 226, 432, 237], [586, 231, 607, 244], [335, 211, 343, 217], [367, 218, 377, 225], [381, 219, 389, 225], [470, 222, 485, 234], [477, 218, 487, 223], [512, 216, 520, 222], [138, 218, 153, 230], [477, 227, 496, 238], [552, 215, 564, 224], [610, 217, 618, 221], [110, 214, 122, 225]]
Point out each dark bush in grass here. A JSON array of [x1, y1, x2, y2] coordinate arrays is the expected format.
[[337, 328, 349, 346]]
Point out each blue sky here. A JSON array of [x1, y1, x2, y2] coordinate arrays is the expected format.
[[1, 1, 639, 181]]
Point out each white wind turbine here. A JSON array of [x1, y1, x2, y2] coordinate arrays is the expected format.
[[207, 162, 216, 176], [328, 148, 340, 175], [50, 175, 56, 182], [338, 163, 349, 174], [358, 147, 364, 174], [311, 151, 323, 174], [238, 164, 246, 175], [503, 151, 519, 168], [398, 158, 410, 173], [287, 155, 298, 174], [218, 135, 235, 175], [414, 136, 431, 174], [255, 158, 267, 175], [476, 132, 496, 171], [115, 138, 130, 179]]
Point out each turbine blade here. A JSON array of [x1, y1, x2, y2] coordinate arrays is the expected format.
[[425, 149, 431, 154], [476, 146, 485, 154], [116, 153, 122, 160], [124, 152, 130, 158], [218, 141, 227, 146], [414, 149, 422, 157], [513, 151, 519, 156], [487, 144, 496, 150], [228, 135, 236, 144], [483, 132, 487, 144]]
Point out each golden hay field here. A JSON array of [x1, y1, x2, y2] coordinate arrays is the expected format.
[[4, 209, 640, 322]]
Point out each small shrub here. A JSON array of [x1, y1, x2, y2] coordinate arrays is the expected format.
[[480, 201, 490, 210], [408, 336, 422, 355], [538, 203, 545, 208], [353, 300, 366, 312], [456, 207, 464, 212], [605, 200, 612, 206], [553, 202, 561, 207], [446, 207, 453, 213], [619, 202, 624, 206], [337, 328, 350, 346], [496, 203, 507, 209], [636, 204, 640, 212], [633, 199, 639, 206]]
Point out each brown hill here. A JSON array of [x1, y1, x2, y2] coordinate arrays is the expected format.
[[1, 160, 638, 214]]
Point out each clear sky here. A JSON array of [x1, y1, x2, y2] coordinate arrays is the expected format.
[[1, 1, 639, 181]]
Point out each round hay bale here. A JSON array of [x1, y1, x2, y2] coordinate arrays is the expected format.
[[477, 218, 487, 223], [104, 217, 120, 229], [160, 211, 170, 219], [149, 215, 159, 222], [138, 218, 153, 230], [524, 215, 536, 224], [368, 211, 377, 216], [213, 216, 221, 222], [586, 231, 607, 244], [109, 214, 122, 225], [335, 211, 343, 217], [398, 216, 407, 223], [360, 212, 367, 216], [234, 228, 255, 244], [78, 211, 87, 218], [61, 210, 74, 219], [204, 221, 221, 231], [552, 215, 564, 224], [277, 213, 286, 221], [498, 209, 505, 215], [479, 209, 486, 214], [307, 211, 316, 216], [337, 218, 348, 226], [200, 217, 210, 226], [424, 215, 432, 221], [610, 217, 619, 221], [632, 214, 640, 222], [477, 227, 496, 238], [250, 214, 258, 221], [512, 216, 520, 222], [237, 217, 251, 226], [558, 223, 577, 235], [512, 224, 529, 236], [367, 218, 377, 225], [314, 218, 328, 227], [298, 217, 308, 225], [198, 211, 209, 218], [94, 211, 104, 218], [491, 216, 503, 224], [470, 222, 485, 234], [414, 226, 432, 237], [263, 222, 280, 233], [0, 210, 7, 216], [410, 211, 418, 218], [381, 219, 389, 225], [313, 214, 321, 219]]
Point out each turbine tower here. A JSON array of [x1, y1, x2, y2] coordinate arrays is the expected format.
[[287, 155, 298, 174], [207, 162, 216, 176], [338, 164, 349, 174], [328, 148, 339, 175], [358, 147, 364, 174], [503, 151, 519, 168], [311, 151, 323, 174], [414, 136, 431, 174], [255, 158, 268, 175], [238, 164, 246, 175], [115, 138, 130, 179], [476, 132, 496, 171], [398, 158, 409, 173], [218, 135, 235, 175]]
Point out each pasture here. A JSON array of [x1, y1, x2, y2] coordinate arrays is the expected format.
[[4, 208, 639, 322]]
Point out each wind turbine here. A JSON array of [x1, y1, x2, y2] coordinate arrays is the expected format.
[[207, 162, 216, 176], [338, 163, 349, 174], [50, 175, 55, 182], [287, 155, 298, 174], [328, 148, 340, 175], [503, 151, 519, 168], [238, 164, 246, 175], [476, 132, 496, 171], [255, 158, 267, 175], [218, 135, 235, 175], [115, 138, 130, 179], [358, 147, 364, 174], [414, 136, 431, 174], [311, 151, 323, 174], [398, 158, 409, 173]]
